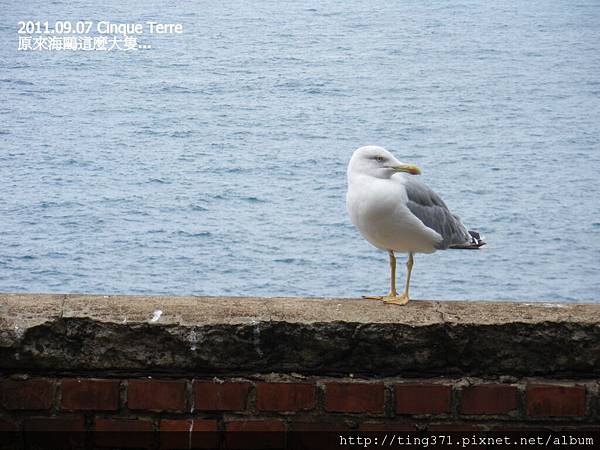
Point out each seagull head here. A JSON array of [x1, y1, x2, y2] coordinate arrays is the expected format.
[[348, 145, 421, 180]]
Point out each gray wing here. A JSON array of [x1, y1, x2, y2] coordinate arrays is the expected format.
[[404, 177, 471, 250]]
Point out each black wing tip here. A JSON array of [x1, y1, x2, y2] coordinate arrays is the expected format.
[[449, 230, 486, 249], [468, 230, 486, 248], [449, 243, 486, 249]]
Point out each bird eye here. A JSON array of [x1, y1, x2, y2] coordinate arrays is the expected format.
[[375, 156, 384, 162]]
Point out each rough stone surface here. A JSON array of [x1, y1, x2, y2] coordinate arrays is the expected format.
[[1, 293, 599, 377]]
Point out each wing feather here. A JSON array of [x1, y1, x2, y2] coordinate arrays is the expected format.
[[403, 178, 471, 250]]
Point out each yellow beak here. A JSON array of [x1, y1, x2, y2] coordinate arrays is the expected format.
[[390, 163, 422, 175]]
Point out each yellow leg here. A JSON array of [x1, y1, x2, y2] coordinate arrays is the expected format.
[[363, 251, 396, 300], [363, 251, 411, 305], [388, 250, 398, 297], [383, 252, 413, 306]]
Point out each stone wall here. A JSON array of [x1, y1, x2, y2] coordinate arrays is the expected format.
[[1, 294, 599, 449]]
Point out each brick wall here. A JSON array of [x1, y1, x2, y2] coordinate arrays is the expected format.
[[2, 295, 600, 448], [1, 376, 598, 449]]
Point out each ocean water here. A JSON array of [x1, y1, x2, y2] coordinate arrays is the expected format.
[[1, 1, 599, 302]]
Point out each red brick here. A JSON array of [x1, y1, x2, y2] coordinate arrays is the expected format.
[[359, 422, 417, 432], [25, 416, 85, 432], [527, 384, 586, 417], [225, 420, 284, 449], [460, 384, 519, 415], [256, 383, 315, 411], [190, 420, 219, 449], [324, 382, 384, 413], [0, 379, 54, 410], [289, 422, 349, 432], [95, 418, 153, 449], [61, 378, 119, 411], [25, 417, 85, 449], [127, 379, 187, 412], [225, 420, 285, 433], [191, 420, 218, 432], [193, 381, 250, 411], [160, 419, 191, 433], [159, 419, 190, 450], [159, 419, 218, 449], [395, 384, 451, 415]]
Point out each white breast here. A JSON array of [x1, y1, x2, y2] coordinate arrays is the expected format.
[[346, 174, 441, 254]]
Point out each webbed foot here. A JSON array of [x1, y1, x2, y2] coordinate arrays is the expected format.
[[382, 293, 409, 306]]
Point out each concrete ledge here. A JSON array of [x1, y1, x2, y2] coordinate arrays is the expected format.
[[1, 294, 599, 377]]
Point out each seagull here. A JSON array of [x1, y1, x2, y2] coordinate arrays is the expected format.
[[346, 145, 485, 305]]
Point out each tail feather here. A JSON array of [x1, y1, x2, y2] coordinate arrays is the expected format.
[[449, 230, 486, 249]]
